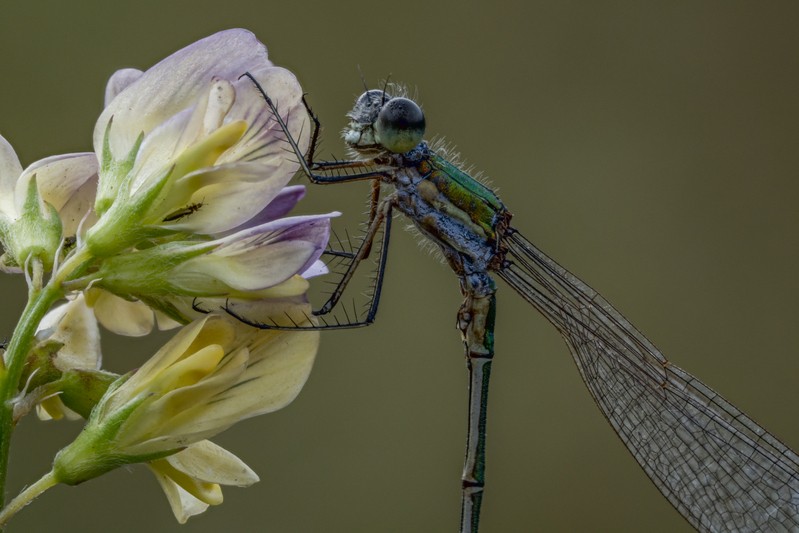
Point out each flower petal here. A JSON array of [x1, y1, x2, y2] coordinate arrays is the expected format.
[[104, 68, 143, 107], [121, 346, 246, 448], [173, 240, 317, 293], [165, 440, 258, 486], [110, 316, 234, 412], [147, 440, 254, 523], [220, 65, 309, 167], [155, 310, 182, 330], [36, 293, 101, 372], [162, 160, 292, 234], [36, 397, 82, 422], [166, 326, 318, 435], [0, 134, 23, 218], [209, 214, 333, 288], [149, 463, 211, 524], [224, 185, 306, 234], [92, 291, 155, 336], [19, 153, 98, 235], [95, 29, 272, 164], [21, 153, 98, 208], [301, 259, 329, 279], [58, 173, 98, 236], [126, 106, 197, 195]]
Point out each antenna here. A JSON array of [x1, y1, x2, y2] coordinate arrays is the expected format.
[[381, 75, 392, 106], [356, 65, 369, 93]]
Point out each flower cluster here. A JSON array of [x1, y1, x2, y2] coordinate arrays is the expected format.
[[0, 29, 329, 526]]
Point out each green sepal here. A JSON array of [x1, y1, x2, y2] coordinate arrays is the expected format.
[[95, 118, 144, 216], [52, 373, 182, 485], [5, 175, 62, 270], [93, 240, 214, 299], [85, 164, 175, 257]]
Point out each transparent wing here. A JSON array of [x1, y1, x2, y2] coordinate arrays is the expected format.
[[497, 229, 799, 532]]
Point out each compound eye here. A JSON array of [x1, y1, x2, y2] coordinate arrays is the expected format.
[[374, 97, 426, 153]]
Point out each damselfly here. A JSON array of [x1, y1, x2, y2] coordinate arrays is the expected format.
[[235, 73, 799, 533]]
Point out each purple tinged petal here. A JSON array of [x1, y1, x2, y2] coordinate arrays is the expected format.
[[180, 240, 318, 292], [238, 212, 336, 282], [91, 31, 310, 245], [104, 68, 143, 107], [257, 185, 306, 222], [177, 213, 336, 291], [301, 259, 328, 279], [95, 29, 272, 162], [222, 213, 337, 255], [224, 185, 306, 234]]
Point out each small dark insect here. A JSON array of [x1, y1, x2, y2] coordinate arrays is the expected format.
[[162, 202, 203, 222]]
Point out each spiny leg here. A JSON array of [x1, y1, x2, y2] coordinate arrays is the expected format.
[[256, 74, 395, 319], [300, 93, 374, 175], [299, 90, 385, 272], [316, 196, 393, 317], [301, 94, 322, 167], [360, 179, 382, 258], [240, 72, 388, 184], [457, 273, 497, 533], [222, 198, 393, 330], [226, 73, 396, 329]]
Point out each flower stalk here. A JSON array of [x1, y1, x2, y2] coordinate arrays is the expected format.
[[0, 278, 65, 510], [0, 470, 57, 528]]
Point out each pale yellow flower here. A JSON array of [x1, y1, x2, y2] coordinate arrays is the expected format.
[[53, 314, 318, 483]]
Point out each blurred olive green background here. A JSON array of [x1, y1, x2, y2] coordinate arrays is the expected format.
[[2, 1, 799, 532]]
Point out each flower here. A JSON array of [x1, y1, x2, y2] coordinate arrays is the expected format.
[[84, 28, 313, 255], [33, 293, 102, 420], [0, 29, 333, 529], [50, 28, 335, 333], [52, 313, 318, 484], [0, 134, 97, 272], [148, 440, 259, 523]]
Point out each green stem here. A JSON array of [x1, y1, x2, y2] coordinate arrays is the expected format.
[[0, 282, 63, 511], [0, 247, 90, 513], [0, 470, 57, 528]]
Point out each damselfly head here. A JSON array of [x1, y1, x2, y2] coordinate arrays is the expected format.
[[343, 89, 426, 156]]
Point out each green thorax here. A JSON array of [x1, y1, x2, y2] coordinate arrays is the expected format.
[[412, 150, 511, 245]]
